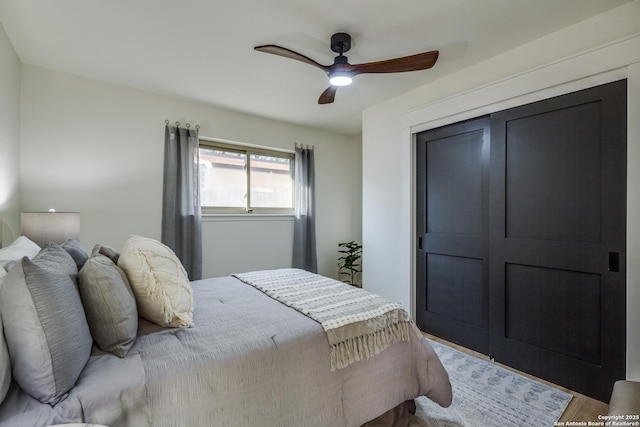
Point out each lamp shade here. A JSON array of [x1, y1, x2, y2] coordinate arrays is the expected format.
[[21, 211, 80, 247]]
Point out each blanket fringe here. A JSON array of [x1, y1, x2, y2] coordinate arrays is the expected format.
[[329, 321, 411, 371]]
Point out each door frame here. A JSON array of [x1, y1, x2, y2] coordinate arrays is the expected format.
[[407, 34, 640, 379]]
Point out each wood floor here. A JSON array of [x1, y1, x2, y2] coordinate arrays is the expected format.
[[425, 334, 609, 423]]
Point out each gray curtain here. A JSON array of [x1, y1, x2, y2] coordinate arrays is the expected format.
[[161, 124, 202, 280], [292, 144, 317, 273]]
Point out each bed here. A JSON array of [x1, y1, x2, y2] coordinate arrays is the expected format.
[[0, 235, 452, 427]]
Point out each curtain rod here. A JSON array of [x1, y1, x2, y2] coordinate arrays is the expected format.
[[165, 119, 200, 131]]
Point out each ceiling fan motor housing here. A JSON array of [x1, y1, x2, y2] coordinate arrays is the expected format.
[[330, 32, 351, 54]]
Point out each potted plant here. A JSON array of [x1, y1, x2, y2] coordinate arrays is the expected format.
[[338, 241, 362, 287]]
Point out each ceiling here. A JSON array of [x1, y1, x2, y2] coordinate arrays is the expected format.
[[0, 0, 632, 136]]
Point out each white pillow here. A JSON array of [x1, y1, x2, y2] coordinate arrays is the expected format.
[[117, 235, 193, 328], [0, 236, 41, 271], [0, 266, 9, 405], [0, 312, 11, 405]]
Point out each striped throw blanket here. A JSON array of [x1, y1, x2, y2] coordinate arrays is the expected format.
[[233, 268, 417, 371]]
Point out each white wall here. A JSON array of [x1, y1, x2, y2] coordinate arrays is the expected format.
[[0, 22, 21, 246], [19, 65, 362, 279], [362, 1, 640, 377]]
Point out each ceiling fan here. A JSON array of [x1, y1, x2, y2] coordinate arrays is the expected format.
[[254, 33, 439, 104]]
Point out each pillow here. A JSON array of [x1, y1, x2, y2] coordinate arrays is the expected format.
[[61, 238, 89, 270], [91, 243, 120, 264], [0, 269, 9, 405], [0, 314, 11, 405], [79, 254, 137, 357], [0, 243, 93, 404], [117, 235, 193, 328], [0, 236, 41, 271]]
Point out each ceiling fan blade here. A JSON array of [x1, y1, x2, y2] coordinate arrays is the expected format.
[[318, 86, 337, 104], [254, 44, 330, 73], [351, 50, 439, 75]]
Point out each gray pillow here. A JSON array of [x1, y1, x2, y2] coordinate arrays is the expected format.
[[61, 238, 89, 269], [91, 243, 120, 264], [0, 243, 93, 404], [79, 254, 138, 357]]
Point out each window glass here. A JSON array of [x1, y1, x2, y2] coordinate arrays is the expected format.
[[200, 147, 246, 208], [199, 141, 294, 214], [249, 154, 293, 208]]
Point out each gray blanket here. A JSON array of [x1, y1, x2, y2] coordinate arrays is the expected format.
[[0, 275, 452, 427]]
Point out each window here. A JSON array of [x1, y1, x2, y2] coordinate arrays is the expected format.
[[199, 140, 294, 214]]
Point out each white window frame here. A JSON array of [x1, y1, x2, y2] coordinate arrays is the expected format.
[[199, 139, 295, 215]]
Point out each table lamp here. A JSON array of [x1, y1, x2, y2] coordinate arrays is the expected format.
[[21, 210, 80, 247]]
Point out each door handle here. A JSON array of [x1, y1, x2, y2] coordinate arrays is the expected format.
[[609, 252, 620, 272]]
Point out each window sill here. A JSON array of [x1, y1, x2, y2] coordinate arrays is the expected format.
[[202, 214, 295, 222]]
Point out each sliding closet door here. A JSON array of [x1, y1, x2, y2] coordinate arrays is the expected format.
[[416, 117, 490, 354], [489, 80, 627, 402]]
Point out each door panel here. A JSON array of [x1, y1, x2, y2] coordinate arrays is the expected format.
[[504, 263, 601, 365], [504, 101, 603, 243], [426, 130, 485, 236], [416, 117, 490, 354], [490, 79, 627, 401], [426, 254, 484, 327]]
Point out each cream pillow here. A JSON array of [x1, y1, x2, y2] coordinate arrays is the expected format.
[[117, 235, 193, 327]]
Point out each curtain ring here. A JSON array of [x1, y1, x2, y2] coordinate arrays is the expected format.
[[196, 125, 200, 131], [165, 119, 169, 125], [186, 123, 190, 128], [175, 121, 180, 127]]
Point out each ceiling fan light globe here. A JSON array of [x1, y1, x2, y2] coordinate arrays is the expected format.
[[329, 75, 353, 87]]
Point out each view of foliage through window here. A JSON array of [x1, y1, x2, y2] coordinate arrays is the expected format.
[[199, 143, 293, 214]]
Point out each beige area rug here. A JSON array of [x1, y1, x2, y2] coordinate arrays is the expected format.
[[409, 340, 572, 427]]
